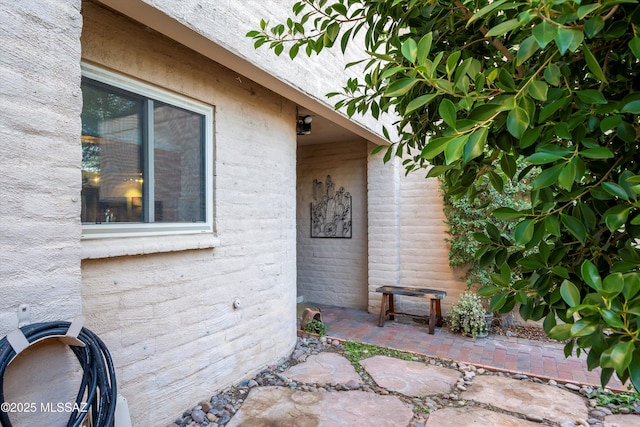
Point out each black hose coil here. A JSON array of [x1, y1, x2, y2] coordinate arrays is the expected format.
[[0, 322, 117, 427]]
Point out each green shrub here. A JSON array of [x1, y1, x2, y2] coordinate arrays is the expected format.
[[448, 292, 488, 338]]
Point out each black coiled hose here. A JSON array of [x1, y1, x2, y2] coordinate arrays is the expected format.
[[0, 322, 117, 427]]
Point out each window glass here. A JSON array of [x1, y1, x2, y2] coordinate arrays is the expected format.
[[79, 66, 212, 239], [153, 102, 205, 223], [81, 82, 143, 224]]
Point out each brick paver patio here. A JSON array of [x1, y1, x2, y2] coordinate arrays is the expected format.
[[316, 304, 626, 391]]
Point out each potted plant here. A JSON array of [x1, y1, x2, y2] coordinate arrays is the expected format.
[[448, 292, 490, 338]]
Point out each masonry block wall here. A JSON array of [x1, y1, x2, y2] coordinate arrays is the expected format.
[[366, 145, 402, 313], [297, 141, 368, 309], [0, 2, 85, 424], [79, 3, 297, 425], [0, 0, 83, 336], [396, 171, 467, 314]]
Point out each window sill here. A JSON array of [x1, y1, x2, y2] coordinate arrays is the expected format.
[[81, 233, 219, 259]]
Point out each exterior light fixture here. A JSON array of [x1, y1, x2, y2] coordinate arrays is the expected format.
[[297, 115, 312, 135]]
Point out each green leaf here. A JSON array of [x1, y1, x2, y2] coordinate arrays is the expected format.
[[560, 280, 581, 307], [384, 78, 419, 97], [421, 136, 453, 159], [533, 20, 557, 48], [600, 309, 625, 329], [584, 16, 604, 39], [600, 115, 623, 133], [602, 205, 630, 231], [514, 219, 535, 245], [489, 170, 504, 194], [539, 96, 570, 122], [545, 215, 561, 237], [602, 273, 625, 299], [468, 0, 508, 25], [577, 4, 600, 19], [621, 100, 640, 114], [582, 44, 607, 83], [527, 80, 548, 101], [570, 319, 598, 337], [562, 213, 587, 244], [439, 99, 457, 129], [416, 33, 433, 65], [486, 19, 521, 37], [581, 260, 602, 291], [629, 35, 640, 60], [576, 90, 607, 105], [549, 323, 572, 341], [517, 36, 539, 66], [526, 152, 564, 165], [601, 341, 634, 377], [492, 207, 525, 220], [555, 28, 583, 55], [446, 51, 461, 78], [601, 182, 629, 200], [401, 38, 418, 63], [463, 126, 488, 164], [520, 126, 544, 149], [507, 107, 529, 138], [543, 63, 561, 86], [532, 163, 563, 190], [623, 273, 640, 300], [477, 285, 501, 297], [289, 43, 299, 59], [444, 134, 470, 165], [580, 147, 614, 159], [405, 93, 438, 114], [489, 292, 509, 311], [326, 22, 340, 42], [629, 351, 640, 391], [558, 162, 576, 191]]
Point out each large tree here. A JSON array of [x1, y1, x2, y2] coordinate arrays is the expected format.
[[248, 0, 640, 389]]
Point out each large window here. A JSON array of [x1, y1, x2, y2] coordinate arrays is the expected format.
[[80, 64, 213, 238]]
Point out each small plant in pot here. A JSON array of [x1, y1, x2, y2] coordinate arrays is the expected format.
[[448, 292, 490, 338]]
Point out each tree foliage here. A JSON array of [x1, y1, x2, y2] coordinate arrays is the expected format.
[[248, 0, 640, 389]]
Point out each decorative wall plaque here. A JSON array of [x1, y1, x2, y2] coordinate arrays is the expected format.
[[310, 175, 352, 238]]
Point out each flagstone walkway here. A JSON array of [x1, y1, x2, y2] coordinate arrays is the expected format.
[[315, 304, 626, 390]]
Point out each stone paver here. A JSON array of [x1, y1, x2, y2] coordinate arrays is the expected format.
[[604, 414, 640, 427], [426, 406, 541, 427], [284, 352, 362, 385], [360, 355, 461, 396], [461, 375, 589, 425], [226, 386, 414, 427]]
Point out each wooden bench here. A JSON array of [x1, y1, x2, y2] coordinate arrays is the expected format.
[[376, 286, 446, 334]]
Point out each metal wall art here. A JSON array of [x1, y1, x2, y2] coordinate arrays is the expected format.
[[311, 175, 352, 238]]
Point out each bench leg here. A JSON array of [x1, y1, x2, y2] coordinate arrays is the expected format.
[[429, 299, 443, 335], [378, 293, 387, 327], [388, 294, 395, 321]]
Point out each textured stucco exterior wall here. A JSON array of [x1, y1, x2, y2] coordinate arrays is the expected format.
[[366, 149, 466, 315], [0, 0, 83, 335], [80, 3, 297, 425], [367, 144, 402, 314], [297, 141, 368, 309], [396, 171, 467, 314], [0, 2, 84, 424]]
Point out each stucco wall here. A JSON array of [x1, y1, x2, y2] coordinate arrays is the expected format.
[[0, 2, 84, 425], [396, 171, 467, 314], [0, 0, 83, 335], [297, 141, 368, 309], [80, 3, 297, 425], [366, 148, 467, 315]]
